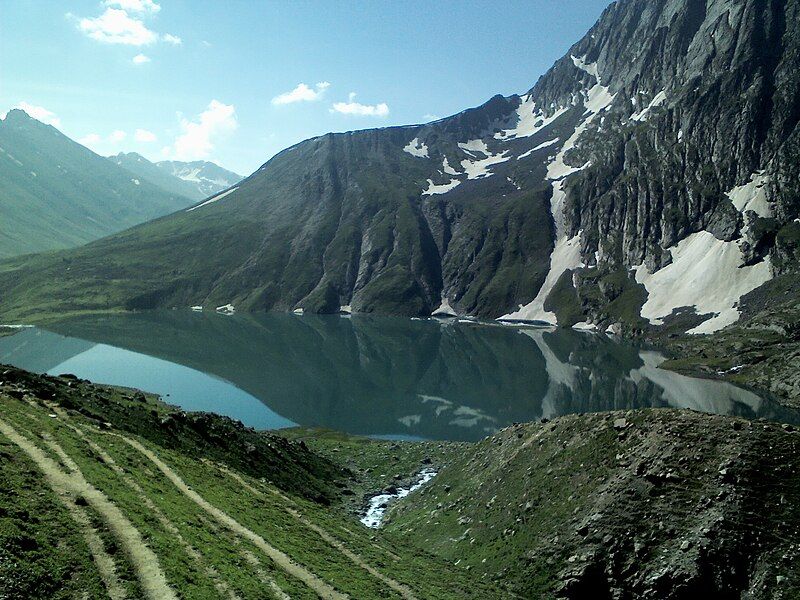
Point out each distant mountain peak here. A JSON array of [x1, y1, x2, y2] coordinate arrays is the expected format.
[[155, 159, 242, 198]]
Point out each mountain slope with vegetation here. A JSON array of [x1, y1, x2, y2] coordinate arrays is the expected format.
[[1, 365, 798, 598], [110, 152, 207, 202], [0, 0, 798, 402], [0, 365, 500, 599], [0, 110, 196, 259], [386, 410, 800, 598]]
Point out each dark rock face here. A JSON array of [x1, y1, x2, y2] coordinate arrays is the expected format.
[[0, 0, 798, 334], [565, 0, 800, 272]]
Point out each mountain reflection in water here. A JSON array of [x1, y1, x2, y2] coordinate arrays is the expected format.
[[0, 311, 795, 441]]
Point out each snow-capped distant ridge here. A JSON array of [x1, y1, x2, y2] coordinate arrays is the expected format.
[[156, 160, 243, 198]]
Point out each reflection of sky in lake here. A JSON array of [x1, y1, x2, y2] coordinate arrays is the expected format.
[[39, 340, 294, 431], [1, 311, 797, 441]]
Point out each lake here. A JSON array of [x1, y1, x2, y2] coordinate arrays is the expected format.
[[1, 311, 796, 441]]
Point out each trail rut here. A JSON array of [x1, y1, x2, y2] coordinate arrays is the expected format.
[[57, 414, 242, 600], [0, 416, 177, 600], [215, 462, 417, 599], [115, 432, 348, 600]]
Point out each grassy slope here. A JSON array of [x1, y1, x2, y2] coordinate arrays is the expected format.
[[0, 111, 196, 259], [385, 411, 800, 599], [110, 153, 206, 202], [0, 366, 502, 599]]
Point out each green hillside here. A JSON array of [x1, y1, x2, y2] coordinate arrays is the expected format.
[[2, 364, 797, 598], [0, 365, 499, 599], [0, 110, 196, 258], [110, 153, 206, 202]]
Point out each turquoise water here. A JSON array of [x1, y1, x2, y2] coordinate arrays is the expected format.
[[0, 311, 795, 440]]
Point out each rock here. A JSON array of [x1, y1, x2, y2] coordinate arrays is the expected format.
[[613, 418, 628, 430]]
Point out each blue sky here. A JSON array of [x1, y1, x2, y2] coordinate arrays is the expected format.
[[1, 0, 611, 175]]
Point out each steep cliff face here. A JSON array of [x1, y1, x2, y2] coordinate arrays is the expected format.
[[552, 0, 800, 334], [0, 0, 797, 340]]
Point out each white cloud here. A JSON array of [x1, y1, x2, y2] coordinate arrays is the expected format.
[[78, 130, 133, 153], [331, 93, 389, 117], [11, 102, 62, 127], [132, 53, 151, 64], [272, 82, 330, 105], [423, 113, 440, 121], [134, 128, 157, 142], [104, 0, 160, 13], [167, 100, 238, 161], [79, 133, 102, 150], [162, 33, 182, 45], [78, 8, 158, 45]]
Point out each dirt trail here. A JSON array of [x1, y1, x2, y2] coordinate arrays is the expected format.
[[0, 416, 177, 600], [69, 500, 129, 600], [214, 461, 417, 599], [56, 414, 242, 600], [238, 546, 293, 600], [116, 433, 348, 600]]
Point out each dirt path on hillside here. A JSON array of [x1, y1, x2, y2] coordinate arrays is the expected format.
[[55, 414, 242, 600], [0, 416, 177, 600], [115, 433, 348, 600], [212, 461, 417, 599], [68, 499, 129, 600], [237, 545, 293, 600]]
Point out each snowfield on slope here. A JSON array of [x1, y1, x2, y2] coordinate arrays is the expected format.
[[634, 231, 772, 334], [501, 55, 614, 323]]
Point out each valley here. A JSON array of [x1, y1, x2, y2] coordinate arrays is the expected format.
[[1, 364, 798, 598], [1, 0, 799, 596]]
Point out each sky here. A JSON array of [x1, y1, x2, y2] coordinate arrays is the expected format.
[[0, 0, 611, 176]]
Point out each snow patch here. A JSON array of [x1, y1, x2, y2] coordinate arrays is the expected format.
[[634, 231, 772, 334], [432, 297, 457, 317], [457, 140, 510, 179], [215, 304, 235, 315], [442, 156, 459, 175], [422, 178, 460, 195], [458, 139, 490, 156], [630, 90, 667, 122], [187, 186, 239, 212], [499, 56, 614, 324], [517, 137, 560, 160], [494, 96, 569, 140], [403, 137, 429, 158], [726, 172, 772, 218], [190, 305, 203, 312]]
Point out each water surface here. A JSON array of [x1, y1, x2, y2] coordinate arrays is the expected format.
[[0, 311, 795, 440]]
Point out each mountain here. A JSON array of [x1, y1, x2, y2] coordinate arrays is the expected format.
[[0, 0, 798, 392], [110, 152, 206, 201], [155, 159, 242, 198], [0, 365, 499, 599], [3, 364, 798, 598], [0, 110, 197, 259], [386, 409, 800, 597]]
